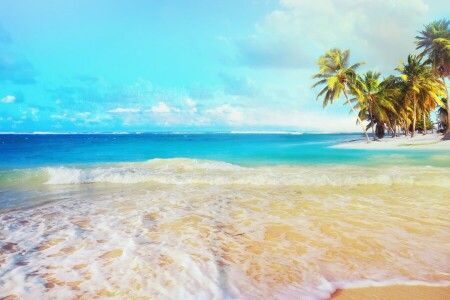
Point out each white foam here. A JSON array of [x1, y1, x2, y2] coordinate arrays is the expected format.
[[1, 167, 449, 299], [41, 158, 450, 187]]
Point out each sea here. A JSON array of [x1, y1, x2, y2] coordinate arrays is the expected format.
[[0, 132, 449, 299]]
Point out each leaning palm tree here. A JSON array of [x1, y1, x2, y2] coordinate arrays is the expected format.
[[312, 48, 370, 142], [353, 72, 397, 140], [395, 54, 445, 137], [416, 19, 450, 133]]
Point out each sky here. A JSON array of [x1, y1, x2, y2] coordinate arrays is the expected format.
[[0, 0, 449, 132]]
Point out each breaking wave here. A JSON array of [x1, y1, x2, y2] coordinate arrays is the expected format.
[[37, 158, 450, 187]]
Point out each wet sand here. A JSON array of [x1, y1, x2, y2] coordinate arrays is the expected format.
[[331, 285, 450, 300]]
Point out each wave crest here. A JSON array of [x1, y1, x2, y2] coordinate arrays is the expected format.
[[38, 158, 450, 187]]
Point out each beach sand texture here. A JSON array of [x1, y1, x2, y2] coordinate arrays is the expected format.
[[332, 285, 450, 299]]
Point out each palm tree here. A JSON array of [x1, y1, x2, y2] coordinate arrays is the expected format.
[[416, 19, 450, 133], [417, 87, 441, 134], [312, 48, 370, 142], [395, 55, 445, 137], [415, 113, 433, 133], [385, 77, 408, 137], [353, 72, 397, 140]]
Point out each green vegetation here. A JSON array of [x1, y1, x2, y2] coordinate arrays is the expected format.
[[312, 49, 370, 142], [312, 19, 449, 142]]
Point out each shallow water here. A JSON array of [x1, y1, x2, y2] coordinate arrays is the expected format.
[[1, 159, 449, 299], [0, 134, 449, 299]]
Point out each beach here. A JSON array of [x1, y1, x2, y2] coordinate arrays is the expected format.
[[2, 0, 450, 298], [0, 133, 449, 299], [330, 132, 450, 299], [329, 132, 450, 299], [332, 285, 450, 299], [333, 132, 450, 150]]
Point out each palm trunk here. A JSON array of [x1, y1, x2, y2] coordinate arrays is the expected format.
[[343, 89, 370, 143], [369, 102, 376, 140], [443, 77, 449, 133], [411, 93, 417, 138], [441, 76, 450, 141], [423, 111, 427, 135]]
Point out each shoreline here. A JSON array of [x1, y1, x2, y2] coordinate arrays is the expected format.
[[332, 132, 450, 150], [331, 284, 450, 299]]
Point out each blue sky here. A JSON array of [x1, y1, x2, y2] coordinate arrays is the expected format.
[[0, 0, 449, 132]]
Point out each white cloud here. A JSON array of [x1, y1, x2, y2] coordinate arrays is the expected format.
[[51, 113, 68, 119], [1, 95, 16, 103], [186, 98, 196, 107], [29, 107, 39, 116], [205, 104, 244, 125], [22, 107, 39, 121], [77, 112, 90, 118], [108, 107, 141, 113], [186, 98, 197, 113], [147, 101, 179, 113], [53, 76, 365, 132], [240, 107, 360, 132], [237, 0, 434, 71]]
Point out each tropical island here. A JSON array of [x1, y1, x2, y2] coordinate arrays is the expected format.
[[312, 19, 450, 146], [0, 3, 449, 300]]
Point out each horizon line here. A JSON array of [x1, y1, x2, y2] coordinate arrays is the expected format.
[[0, 131, 362, 135]]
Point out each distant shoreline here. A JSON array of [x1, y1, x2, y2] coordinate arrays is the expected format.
[[332, 132, 450, 150]]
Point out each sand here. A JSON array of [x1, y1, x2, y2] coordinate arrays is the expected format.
[[331, 285, 450, 300], [332, 132, 450, 150], [331, 133, 450, 299]]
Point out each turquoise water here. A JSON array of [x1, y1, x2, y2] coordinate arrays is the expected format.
[[0, 133, 448, 168]]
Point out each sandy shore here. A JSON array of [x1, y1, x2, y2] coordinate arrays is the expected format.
[[330, 133, 450, 299], [332, 132, 450, 150], [331, 285, 450, 300]]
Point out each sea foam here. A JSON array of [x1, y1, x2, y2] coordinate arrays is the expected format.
[[39, 158, 450, 187]]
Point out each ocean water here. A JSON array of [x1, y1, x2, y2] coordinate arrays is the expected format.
[[0, 133, 449, 299]]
